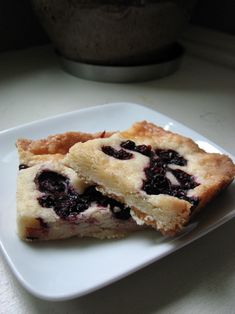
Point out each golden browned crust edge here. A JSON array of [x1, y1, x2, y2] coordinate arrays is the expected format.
[[121, 120, 204, 153], [16, 130, 114, 166]]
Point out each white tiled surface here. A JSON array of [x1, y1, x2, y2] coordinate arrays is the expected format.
[[0, 46, 235, 314]]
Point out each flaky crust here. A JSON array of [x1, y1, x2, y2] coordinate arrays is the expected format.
[[16, 130, 114, 166], [64, 121, 235, 236]]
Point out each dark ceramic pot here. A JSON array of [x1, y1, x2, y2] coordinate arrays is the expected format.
[[31, 0, 197, 66]]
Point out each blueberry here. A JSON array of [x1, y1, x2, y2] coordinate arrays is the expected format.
[[102, 140, 199, 206], [135, 144, 152, 157], [19, 164, 29, 170], [38, 194, 55, 208], [155, 149, 187, 166], [141, 146, 199, 206], [102, 146, 133, 160], [36, 217, 48, 228], [110, 206, 131, 220], [120, 140, 136, 150], [171, 169, 199, 189], [35, 171, 69, 193], [121, 141, 152, 157], [35, 170, 132, 220]]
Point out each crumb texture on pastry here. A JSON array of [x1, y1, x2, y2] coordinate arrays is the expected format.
[[16, 130, 114, 167]]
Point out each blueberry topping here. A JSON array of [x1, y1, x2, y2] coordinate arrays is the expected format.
[[102, 146, 133, 160], [121, 140, 152, 157], [143, 174, 171, 195], [171, 169, 198, 190], [82, 186, 131, 220], [38, 194, 56, 208], [110, 205, 131, 220], [19, 164, 29, 170], [36, 171, 69, 193], [36, 217, 48, 229], [120, 140, 136, 150], [35, 171, 89, 219], [35, 170, 131, 220], [104, 140, 200, 207], [135, 145, 152, 157], [142, 150, 199, 207], [155, 149, 187, 166]]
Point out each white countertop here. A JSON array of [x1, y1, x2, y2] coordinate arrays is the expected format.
[[0, 45, 235, 314]]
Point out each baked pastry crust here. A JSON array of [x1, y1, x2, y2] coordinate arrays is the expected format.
[[17, 162, 140, 241], [64, 121, 235, 235], [16, 130, 113, 166]]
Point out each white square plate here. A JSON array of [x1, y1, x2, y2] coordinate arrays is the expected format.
[[0, 102, 234, 301]]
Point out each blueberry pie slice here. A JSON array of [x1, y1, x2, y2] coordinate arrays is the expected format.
[[16, 131, 143, 241], [64, 121, 235, 236]]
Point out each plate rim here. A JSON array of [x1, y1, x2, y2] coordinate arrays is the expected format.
[[0, 101, 234, 158]]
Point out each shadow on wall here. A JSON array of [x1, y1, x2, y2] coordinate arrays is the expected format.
[[191, 0, 235, 35], [0, 0, 49, 52]]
